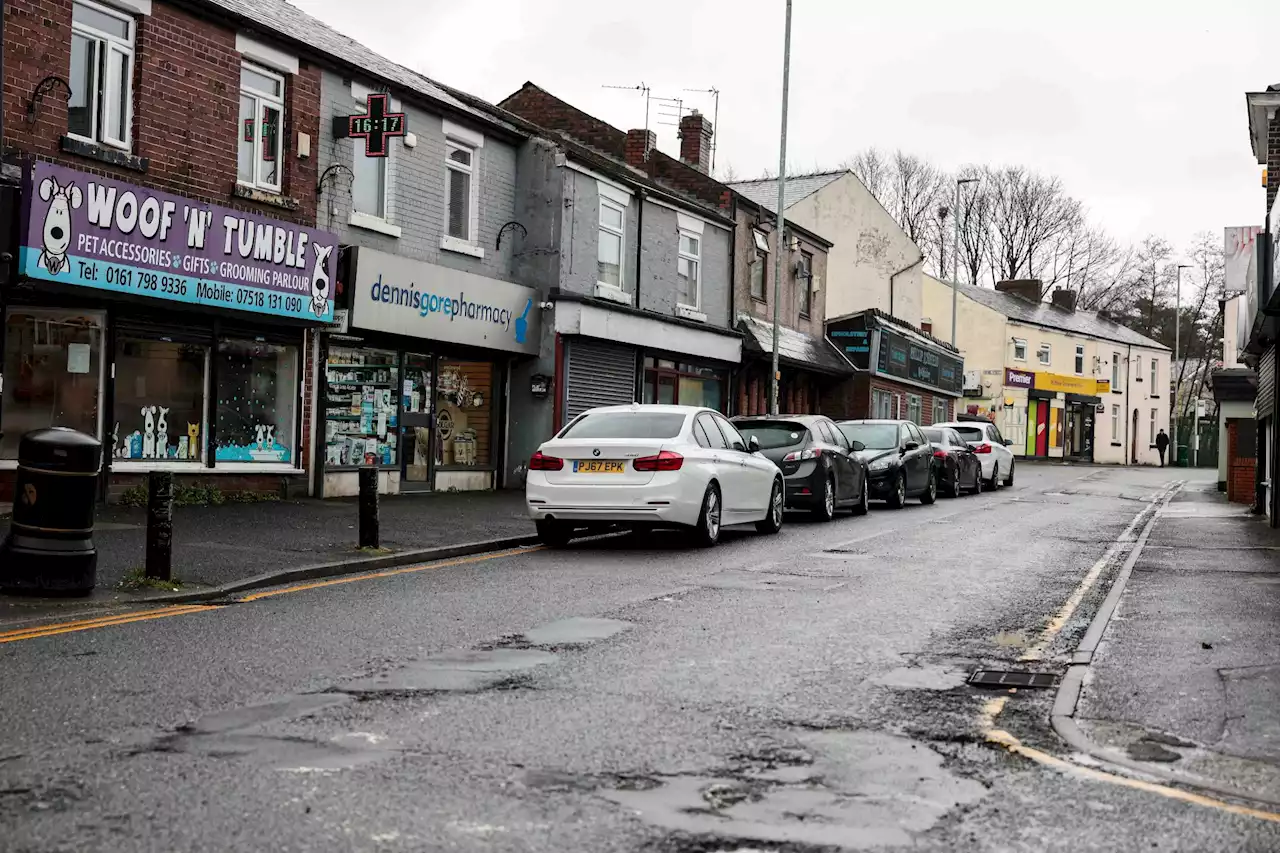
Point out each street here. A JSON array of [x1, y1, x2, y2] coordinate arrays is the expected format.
[[1, 464, 1275, 852]]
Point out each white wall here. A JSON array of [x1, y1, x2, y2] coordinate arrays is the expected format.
[[1223, 295, 1243, 368]]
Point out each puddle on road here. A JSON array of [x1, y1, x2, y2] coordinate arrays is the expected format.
[[341, 649, 559, 695], [176, 693, 353, 735], [874, 664, 970, 691], [696, 570, 847, 592], [522, 617, 633, 647]]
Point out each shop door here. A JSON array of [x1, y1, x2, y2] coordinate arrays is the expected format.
[[1034, 401, 1050, 457], [400, 353, 434, 491]]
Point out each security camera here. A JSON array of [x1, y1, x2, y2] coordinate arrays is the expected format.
[[538, 301, 554, 311]]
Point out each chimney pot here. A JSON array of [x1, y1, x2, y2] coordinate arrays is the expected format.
[[995, 279, 1044, 303], [624, 128, 656, 168], [1050, 287, 1078, 312], [678, 110, 714, 174]]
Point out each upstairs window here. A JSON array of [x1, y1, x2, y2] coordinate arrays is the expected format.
[[1037, 343, 1052, 365], [598, 198, 625, 289], [1112, 352, 1121, 388], [1013, 338, 1027, 361], [1074, 345, 1085, 375], [798, 251, 813, 317], [750, 229, 769, 301], [68, 0, 135, 150], [677, 231, 701, 309], [446, 142, 477, 241], [1150, 357, 1158, 388], [237, 63, 284, 192]]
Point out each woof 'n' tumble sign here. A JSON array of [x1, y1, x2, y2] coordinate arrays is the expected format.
[[17, 161, 338, 323]]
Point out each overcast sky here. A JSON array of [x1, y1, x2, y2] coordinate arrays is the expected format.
[[294, 0, 1274, 256]]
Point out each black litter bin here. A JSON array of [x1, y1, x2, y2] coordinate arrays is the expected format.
[[0, 428, 103, 595]]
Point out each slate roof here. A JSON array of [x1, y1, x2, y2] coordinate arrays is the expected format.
[[205, 0, 520, 134], [738, 314, 853, 376], [729, 172, 847, 215], [954, 282, 1170, 350]]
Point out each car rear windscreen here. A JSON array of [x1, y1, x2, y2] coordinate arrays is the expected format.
[[559, 412, 687, 439], [922, 429, 946, 444], [839, 423, 898, 450], [952, 427, 985, 443], [735, 422, 809, 449]]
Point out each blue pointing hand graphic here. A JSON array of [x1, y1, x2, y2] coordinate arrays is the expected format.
[[515, 298, 532, 344]]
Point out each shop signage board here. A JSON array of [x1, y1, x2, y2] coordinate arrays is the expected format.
[[875, 328, 962, 395], [1004, 368, 1035, 389], [1033, 371, 1109, 396], [350, 247, 539, 355], [18, 162, 338, 323]]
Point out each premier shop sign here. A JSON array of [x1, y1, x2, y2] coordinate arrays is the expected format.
[[350, 247, 539, 355], [18, 161, 337, 323]]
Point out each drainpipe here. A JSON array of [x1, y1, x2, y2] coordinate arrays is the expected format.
[[1125, 343, 1133, 464], [889, 254, 924, 320]]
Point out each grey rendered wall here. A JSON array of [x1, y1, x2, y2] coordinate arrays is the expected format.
[[636, 201, 731, 329], [560, 169, 640, 299]]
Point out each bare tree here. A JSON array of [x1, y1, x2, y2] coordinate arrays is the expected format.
[[954, 167, 992, 287], [1173, 232, 1226, 431], [844, 148, 892, 208], [984, 166, 1082, 284]]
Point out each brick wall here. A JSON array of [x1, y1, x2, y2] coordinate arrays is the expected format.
[[733, 205, 828, 338], [3, 0, 320, 228], [822, 375, 953, 424], [499, 83, 625, 160], [1227, 419, 1257, 505]]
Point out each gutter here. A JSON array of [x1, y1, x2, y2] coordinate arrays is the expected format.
[[889, 254, 925, 318]]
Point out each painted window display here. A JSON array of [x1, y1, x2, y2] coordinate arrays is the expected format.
[[325, 346, 398, 467], [112, 338, 206, 462], [1, 309, 103, 458], [435, 360, 491, 467], [215, 339, 298, 463]]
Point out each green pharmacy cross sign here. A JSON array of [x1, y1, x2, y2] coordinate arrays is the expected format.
[[335, 93, 407, 158]]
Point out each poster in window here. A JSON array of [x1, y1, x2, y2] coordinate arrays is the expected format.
[[214, 340, 297, 463]]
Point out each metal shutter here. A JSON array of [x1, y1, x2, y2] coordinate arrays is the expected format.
[[1259, 346, 1276, 418], [565, 339, 637, 419]]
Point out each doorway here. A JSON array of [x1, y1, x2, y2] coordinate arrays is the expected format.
[[1066, 404, 1095, 462], [400, 352, 434, 492]]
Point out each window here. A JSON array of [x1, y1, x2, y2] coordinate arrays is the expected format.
[[713, 414, 748, 451], [113, 338, 208, 463], [839, 422, 898, 450], [933, 398, 947, 425], [1150, 408, 1157, 444], [68, 0, 135, 149], [1013, 338, 1027, 361], [798, 252, 813, 317], [1134, 355, 1142, 381], [921, 321, 933, 335], [352, 134, 388, 219], [215, 339, 298, 463], [562, 411, 686, 440], [1112, 352, 1121, 389], [907, 394, 923, 425], [237, 63, 284, 192], [446, 141, 476, 242], [750, 229, 769, 301], [1074, 345, 1085, 375], [1, 309, 104, 459], [677, 231, 701, 308], [1037, 343, 1052, 366], [1150, 358, 1158, 388], [598, 198, 625, 289], [1111, 405, 1119, 440], [325, 346, 399, 468], [872, 388, 894, 419], [825, 420, 850, 450], [641, 357, 725, 412], [697, 414, 728, 449], [436, 360, 493, 467]]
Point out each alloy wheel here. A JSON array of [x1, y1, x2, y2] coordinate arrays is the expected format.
[[706, 489, 721, 539], [896, 475, 906, 505], [772, 484, 784, 526], [824, 478, 836, 517]]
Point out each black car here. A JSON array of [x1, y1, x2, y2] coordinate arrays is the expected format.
[[732, 414, 869, 521], [836, 419, 937, 508], [922, 426, 983, 497]]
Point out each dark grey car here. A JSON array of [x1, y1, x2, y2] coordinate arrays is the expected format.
[[836, 419, 937, 508]]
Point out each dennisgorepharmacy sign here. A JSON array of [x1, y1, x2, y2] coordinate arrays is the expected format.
[[350, 247, 539, 355], [18, 161, 337, 322]]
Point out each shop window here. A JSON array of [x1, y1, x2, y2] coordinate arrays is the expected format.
[[932, 398, 947, 425], [325, 346, 399, 467], [872, 388, 893, 419], [237, 63, 284, 193], [68, 0, 134, 150], [436, 360, 492, 467], [215, 339, 298, 464], [907, 394, 923, 425], [1, 309, 104, 459], [112, 338, 207, 462], [642, 357, 725, 412]]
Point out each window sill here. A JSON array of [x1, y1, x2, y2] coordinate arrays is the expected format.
[[349, 211, 402, 238], [440, 235, 485, 259], [60, 135, 148, 172], [233, 183, 299, 211], [594, 283, 634, 306], [1150, 395, 1160, 399], [799, 312, 812, 321], [1112, 389, 1124, 394], [676, 305, 707, 323], [108, 461, 301, 474]]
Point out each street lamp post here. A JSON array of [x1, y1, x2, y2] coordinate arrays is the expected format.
[[951, 177, 978, 346], [1174, 263, 1192, 461], [769, 0, 793, 415]]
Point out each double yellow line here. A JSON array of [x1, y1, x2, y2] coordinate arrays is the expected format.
[[0, 604, 223, 644]]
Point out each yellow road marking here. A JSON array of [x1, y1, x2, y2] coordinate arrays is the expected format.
[[986, 728, 1280, 824], [0, 605, 219, 644]]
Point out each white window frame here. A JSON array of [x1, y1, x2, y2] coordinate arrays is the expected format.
[[1150, 408, 1157, 444], [1037, 342, 1052, 366], [1112, 352, 1121, 389], [237, 62, 285, 193], [444, 139, 479, 247], [798, 251, 813, 317], [1149, 357, 1158, 388], [933, 398, 947, 425], [872, 388, 893, 419], [750, 229, 769, 302], [1013, 338, 1027, 362], [677, 227, 702, 311], [1074, 344, 1085, 375], [597, 196, 627, 294], [906, 394, 923, 425], [69, 0, 136, 151], [348, 87, 400, 238], [1111, 405, 1119, 439], [1135, 355, 1142, 381]]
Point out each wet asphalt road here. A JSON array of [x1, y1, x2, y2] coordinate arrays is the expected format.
[[1, 463, 1275, 852]]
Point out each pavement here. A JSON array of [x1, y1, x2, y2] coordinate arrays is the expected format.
[[2, 465, 1279, 851]]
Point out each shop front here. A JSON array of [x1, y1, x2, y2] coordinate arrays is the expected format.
[[734, 315, 853, 416], [318, 247, 539, 496], [3, 161, 337, 500], [1018, 370, 1108, 460]]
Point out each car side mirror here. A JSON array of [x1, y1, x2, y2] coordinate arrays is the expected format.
[[1004, 439, 1013, 446], [851, 440, 865, 452], [904, 441, 920, 451], [748, 436, 761, 453]]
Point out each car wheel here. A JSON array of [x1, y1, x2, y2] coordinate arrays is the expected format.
[[756, 478, 785, 535], [973, 469, 984, 495], [691, 483, 722, 548], [1003, 462, 1015, 488], [812, 474, 836, 522], [920, 470, 938, 505], [852, 475, 869, 516], [944, 469, 960, 498], [886, 471, 907, 509], [985, 464, 1001, 491], [535, 519, 573, 548]]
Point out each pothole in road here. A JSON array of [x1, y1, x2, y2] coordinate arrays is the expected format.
[[522, 616, 634, 647], [696, 570, 847, 592], [340, 649, 559, 695], [874, 664, 970, 691]]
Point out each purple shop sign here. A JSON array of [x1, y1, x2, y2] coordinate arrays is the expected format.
[[18, 161, 337, 323], [1004, 367, 1035, 389]]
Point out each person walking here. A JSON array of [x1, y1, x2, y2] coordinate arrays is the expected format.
[[1156, 428, 1170, 467]]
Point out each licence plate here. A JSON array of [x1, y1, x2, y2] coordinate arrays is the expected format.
[[573, 460, 626, 474]]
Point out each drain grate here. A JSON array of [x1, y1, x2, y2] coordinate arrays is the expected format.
[[968, 670, 1056, 689]]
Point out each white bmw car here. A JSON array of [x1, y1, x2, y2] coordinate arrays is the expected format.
[[525, 404, 784, 547]]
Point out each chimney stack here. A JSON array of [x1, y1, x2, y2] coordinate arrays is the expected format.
[[624, 129, 656, 169], [995, 279, 1044, 303], [678, 110, 714, 174], [1050, 287, 1078, 312]]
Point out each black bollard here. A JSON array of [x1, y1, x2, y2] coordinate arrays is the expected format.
[[358, 466, 379, 549], [145, 471, 174, 581]]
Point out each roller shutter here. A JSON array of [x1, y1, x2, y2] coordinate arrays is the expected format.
[[564, 338, 637, 420], [1259, 346, 1275, 418]]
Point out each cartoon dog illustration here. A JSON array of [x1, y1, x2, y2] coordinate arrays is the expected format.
[[142, 407, 156, 459], [310, 244, 333, 317], [37, 175, 83, 276]]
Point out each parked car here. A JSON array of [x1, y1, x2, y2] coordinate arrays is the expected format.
[[934, 420, 1016, 489], [835, 419, 938, 508], [922, 427, 983, 497], [732, 414, 869, 521], [526, 404, 784, 548]]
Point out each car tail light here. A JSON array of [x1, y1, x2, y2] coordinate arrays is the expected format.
[[972, 443, 992, 454], [634, 450, 684, 471], [529, 451, 564, 471], [933, 450, 948, 459], [782, 447, 822, 462]]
